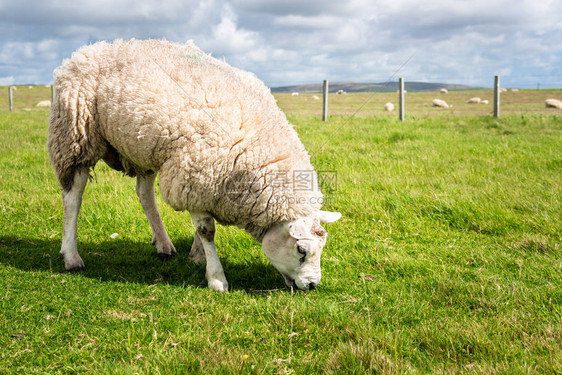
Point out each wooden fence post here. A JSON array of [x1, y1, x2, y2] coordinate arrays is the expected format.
[[9, 86, 13, 112], [493, 75, 500, 118], [399, 78, 405, 122], [322, 80, 328, 122]]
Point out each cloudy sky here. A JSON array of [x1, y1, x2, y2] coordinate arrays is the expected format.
[[1, 0, 561, 88]]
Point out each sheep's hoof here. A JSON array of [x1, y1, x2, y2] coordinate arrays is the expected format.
[[153, 239, 177, 259], [208, 278, 229, 292], [157, 252, 175, 261], [66, 265, 85, 272], [62, 253, 85, 271]]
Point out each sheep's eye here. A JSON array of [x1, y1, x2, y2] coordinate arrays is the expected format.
[[297, 245, 307, 263]]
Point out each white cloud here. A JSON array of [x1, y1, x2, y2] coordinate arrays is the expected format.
[[207, 15, 257, 54], [0, 0, 561, 88], [0, 76, 15, 85]]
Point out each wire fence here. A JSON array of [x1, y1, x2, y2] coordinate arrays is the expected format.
[[273, 77, 562, 119], [2, 77, 561, 119]]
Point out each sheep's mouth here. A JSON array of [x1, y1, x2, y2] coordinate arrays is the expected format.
[[282, 273, 298, 289], [282, 274, 316, 291]]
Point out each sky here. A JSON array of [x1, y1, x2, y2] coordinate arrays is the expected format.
[[1, 0, 561, 89]]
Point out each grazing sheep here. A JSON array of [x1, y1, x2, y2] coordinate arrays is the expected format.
[[48, 39, 341, 292], [440, 88, 448, 94], [481, 100, 489, 104], [467, 97, 482, 104], [510, 88, 519, 92], [36, 100, 51, 107], [432, 99, 449, 108], [291, 92, 299, 96], [384, 102, 394, 112], [336, 90, 346, 95], [545, 99, 562, 109], [500, 88, 507, 93], [312, 95, 320, 100], [9, 86, 17, 91]]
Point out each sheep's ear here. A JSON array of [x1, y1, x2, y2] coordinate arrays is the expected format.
[[317, 211, 341, 224]]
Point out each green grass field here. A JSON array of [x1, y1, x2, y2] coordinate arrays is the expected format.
[[0, 87, 561, 373]]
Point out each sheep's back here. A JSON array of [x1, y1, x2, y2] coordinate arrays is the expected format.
[[57, 39, 321, 225]]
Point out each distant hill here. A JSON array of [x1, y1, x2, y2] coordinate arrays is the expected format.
[[271, 81, 483, 93]]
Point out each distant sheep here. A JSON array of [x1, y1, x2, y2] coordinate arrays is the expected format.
[[432, 99, 449, 108], [291, 92, 299, 96], [48, 39, 341, 292], [36, 100, 51, 107], [9, 86, 17, 91], [440, 88, 448, 94], [312, 95, 320, 100], [467, 97, 482, 104], [481, 100, 489, 105], [511, 88, 519, 92], [336, 90, 346, 95], [384, 102, 394, 112], [500, 88, 507, 93], [545, 99, 562, 109]]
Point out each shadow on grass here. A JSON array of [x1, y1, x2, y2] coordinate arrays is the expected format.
[[0, 235, 287, 293]]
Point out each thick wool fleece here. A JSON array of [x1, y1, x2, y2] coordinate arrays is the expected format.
[[48, 39, 323, 233]]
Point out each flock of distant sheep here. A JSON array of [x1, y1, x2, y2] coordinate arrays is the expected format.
[[8, 85, 562, 111], [289, 87, 562, 111], [427, 88, 562, 110]]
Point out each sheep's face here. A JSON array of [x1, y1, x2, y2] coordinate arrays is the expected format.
[[262, 210, 341, 291]]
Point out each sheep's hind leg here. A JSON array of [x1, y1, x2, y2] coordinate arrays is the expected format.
[[136, 173, 176, 260], [60, 168, 89, 271], [189, 233, 206, 265], [190, 212, 228, 292]]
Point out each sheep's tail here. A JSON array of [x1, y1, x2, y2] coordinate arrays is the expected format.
[[48, 69, 104, 192]]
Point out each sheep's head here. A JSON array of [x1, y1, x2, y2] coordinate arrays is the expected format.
[[262, 210, 341, 290]]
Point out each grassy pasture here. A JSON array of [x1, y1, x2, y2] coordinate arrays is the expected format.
[[0, 87, 561, 373]]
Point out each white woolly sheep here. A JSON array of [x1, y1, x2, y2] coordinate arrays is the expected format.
[[384, 102, 394, 112], [336, 90, 346, 95], [467, 97, 482, 104], [432, 99, 449, 108], [9, 86, 17, 91], [312, 95, 320, 100], [440, 88, 448, 94], [481, 100, 489, 105], [36, 100, 51, 107], [545, 99, 562, 109], [48, 39, 341, 292], [291, 92, 299, 96]]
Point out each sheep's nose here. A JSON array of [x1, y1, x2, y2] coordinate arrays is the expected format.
[[308, 282, 317, 291]]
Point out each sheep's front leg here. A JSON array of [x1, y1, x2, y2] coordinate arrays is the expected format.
[[190, 212, 228, 292], [60, 168, 89, 270], [136, 173, 176, 259]]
